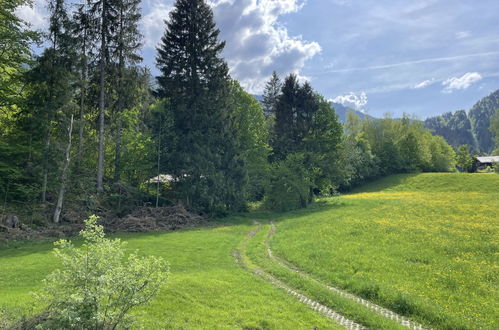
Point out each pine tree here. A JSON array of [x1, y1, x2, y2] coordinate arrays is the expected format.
[[156, 0, 245, 212], [262, 71, 282, 116]]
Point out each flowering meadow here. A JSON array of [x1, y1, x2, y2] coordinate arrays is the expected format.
[[271, 173, 498, 329]]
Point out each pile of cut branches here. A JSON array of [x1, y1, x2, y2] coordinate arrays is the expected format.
[[104, 204, 205, 232]]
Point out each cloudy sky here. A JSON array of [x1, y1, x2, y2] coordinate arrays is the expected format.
[[17, 0, 499, 118]]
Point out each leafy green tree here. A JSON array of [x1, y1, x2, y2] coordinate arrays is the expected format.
[[228, 81, 270, 201], [156, 0, 246, 213], [0, 0, 38, 202], [34, 215, 169, 328], [0, 0, 38, 108], [264, 153, 313, 212], [455, 145, 474, 172]]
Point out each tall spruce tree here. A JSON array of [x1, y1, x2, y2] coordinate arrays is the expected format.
[[112, 0, 142, 182], [262, 71, 282, 116], [72, 4, 92, 170], [272, 74, 299, 160], [37, 0, 76, 203], [88, 0, 118, 192], [156, 0, 246, 212]]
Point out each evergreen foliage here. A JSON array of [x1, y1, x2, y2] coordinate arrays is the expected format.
[[262, 71, 282, 116], [156, 0, 246, 213]]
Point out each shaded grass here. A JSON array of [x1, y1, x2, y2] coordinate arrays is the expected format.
[[271, 173, 499, 329], [0, 223, 335, 329]]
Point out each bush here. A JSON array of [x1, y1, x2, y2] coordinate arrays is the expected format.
[[33, 215, 169, 329], [263, 154, 314, 212]]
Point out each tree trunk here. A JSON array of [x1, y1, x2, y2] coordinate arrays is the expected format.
[[53, 115, 74, 224], [156, 120, 161, 208], [77, 31, 87, 170], [114, 7, 125, 183], [97, 1, 107, 193], [41, 131, 51, 203]]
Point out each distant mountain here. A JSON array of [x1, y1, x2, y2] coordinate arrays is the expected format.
[[251, 95, 368, 122], [424, 110, 477, 150], [468, 89, 499, 154], [424, 89, 499, 154], [251, 94, 264, 103], [329, 102, 372, 123]]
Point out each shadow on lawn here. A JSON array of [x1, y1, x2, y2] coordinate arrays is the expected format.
[[348, 173, 420, 194]]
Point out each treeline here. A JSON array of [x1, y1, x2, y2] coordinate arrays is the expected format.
[[1, 0, 459, 224]]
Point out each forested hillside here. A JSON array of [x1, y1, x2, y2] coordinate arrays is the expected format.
[[424, 89, 499, 154]]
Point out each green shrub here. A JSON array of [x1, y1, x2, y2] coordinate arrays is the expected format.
[[33, 215, 169, 329], [263, 154, 314, 212]]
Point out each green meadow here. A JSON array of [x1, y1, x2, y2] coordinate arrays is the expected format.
[[1, 173, 497, 329]]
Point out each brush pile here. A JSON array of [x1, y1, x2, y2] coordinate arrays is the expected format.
[[104, 204, 205, 232]]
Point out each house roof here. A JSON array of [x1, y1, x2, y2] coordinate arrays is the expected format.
[[148, 174, 175, 184], [476, 156, 499, 163]]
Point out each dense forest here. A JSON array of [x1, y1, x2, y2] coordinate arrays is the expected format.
[[0, 0, 491, 227], [424, 89, 499, 154]]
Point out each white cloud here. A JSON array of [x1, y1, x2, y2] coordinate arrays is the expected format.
[[413, 79, 435, 89], [141, 1, 172, 48], [329, 91, 368, 110], [14, 0, 47, 30], [455, 31, 471, 39], [212, 0, 321, 93], [442, 72, 482, 93], [141, 0, 320, 93]]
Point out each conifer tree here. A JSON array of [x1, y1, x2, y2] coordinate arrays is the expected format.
[[37, 0, 76, 203], [262, 71, 282, 116], [88, 0, 118, 192], [156, 0, 245, 212], [72, 4, 92, 169], [112, 0, 142, 182], [272, 74, 299, 160]]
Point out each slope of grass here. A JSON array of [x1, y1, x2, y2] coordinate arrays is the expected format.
[[0, 223, 336, 329], [271, 173, 499, 329]]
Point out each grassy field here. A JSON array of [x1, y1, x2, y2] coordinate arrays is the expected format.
[[0, 173, 497, 329], [0, 224, 337, 329], [271, 173, 498, 329]]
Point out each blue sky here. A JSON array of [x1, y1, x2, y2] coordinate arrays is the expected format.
[[17, 0, 499, 118]]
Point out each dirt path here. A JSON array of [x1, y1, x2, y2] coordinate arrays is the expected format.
[[266, 222, 430, 330], [234, 222, 366, 330]]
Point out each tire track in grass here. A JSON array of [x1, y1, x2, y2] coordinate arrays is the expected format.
[[267, 222, 430, 330], [234, 222, 366, 330]]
